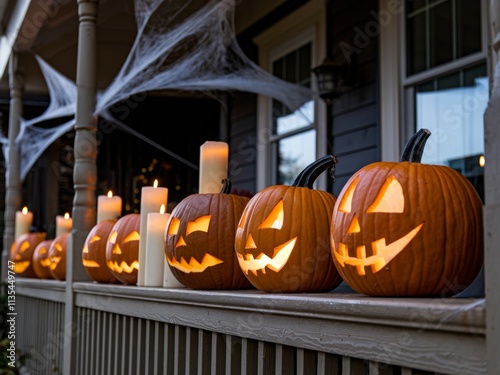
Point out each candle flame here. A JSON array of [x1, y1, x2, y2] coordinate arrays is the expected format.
[[22, 206, 28, 215], [64, 212, 70, 220], [107, 191, 113, 198], [153, 179, 159, 188], [160, 204, 165, 214]]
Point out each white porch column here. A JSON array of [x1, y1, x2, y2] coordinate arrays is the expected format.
[[1, 53, 23, 281], [63, 0, 98, 373], [485, 2, 500, 375]]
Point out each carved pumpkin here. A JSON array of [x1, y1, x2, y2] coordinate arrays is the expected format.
[[33, 240, 54, 279], [82, 220, 118, 283], [331, 129, 484, 297], [235, 156, 343, 293], [10, 232, 46, 277], [48, 232, 69, 281], [106, 213, 141, 285], [165, 179, 252, 290]]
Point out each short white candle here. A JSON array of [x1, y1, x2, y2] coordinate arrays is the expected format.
[[15, 206, 33, 240], [55, 212, 72, 237], [199, 141, 228, 193], [144, 205, 169, 287], [97, 191, 122, 224], [138, 180, 168, 286]]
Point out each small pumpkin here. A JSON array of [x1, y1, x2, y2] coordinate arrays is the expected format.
[[33, 240, 54, 279], [82, 220, 118, 283], [10, 232, 47, 277], [234, 156, 343, 293], [106, 213, 141, 285], [48, 232, 69, 281], [164, 179, 252, 290], [330, 129, 484, 297]]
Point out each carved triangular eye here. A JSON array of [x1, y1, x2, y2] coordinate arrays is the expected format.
[[109, 231, 118, 245], [186, 215, 211, 236], [167, 217, 181, 235], [367, 175, 404, 213], [123, 231, 140, 243], [258, 200, 284, 230], [338, 176, 359, 213]]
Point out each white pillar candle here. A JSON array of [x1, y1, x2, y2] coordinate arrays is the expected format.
[[144, 206, 169, 287], [15, 206, 33, 240], [199, 141, 228, 193], [138, 179, 168, 286], [55, 212, 73, 237], [97, 191, 122, 224]]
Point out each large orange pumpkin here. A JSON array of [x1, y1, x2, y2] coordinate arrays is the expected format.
[[82, 220, 118, 283], [330, 129, 484, 297], [48, 232, 69, 281], [10, 232, 46, 277], [234, 156, 342, 293], [106, 213, 140, 285], [33, 240, 54, 279], [165, 179, 252, 290]]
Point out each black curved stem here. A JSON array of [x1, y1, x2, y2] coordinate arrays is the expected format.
[[220, 178, 231, 194], [292, 155, 337, 189], [400, 128, 431, 163]]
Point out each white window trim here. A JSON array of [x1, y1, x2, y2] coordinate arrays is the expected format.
[[253, 0, 326, 191]]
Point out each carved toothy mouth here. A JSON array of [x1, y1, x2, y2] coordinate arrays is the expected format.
[[237, 237, 297, 276], [166, 253, 223, 273], [106, 260, 139, 274], [14, 261, 30, 274], [332, 223, 423, 275], [49, 256, 62, 270], [82, 259, 101, 268]]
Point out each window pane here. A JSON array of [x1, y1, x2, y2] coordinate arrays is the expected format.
[[277, 130, 316, 185], [275, 100, 313, 135], [415, 70, 487, 200], [429, 1, 453, 67], [456, 0, 482, 58], [407, 12, 427, 75]]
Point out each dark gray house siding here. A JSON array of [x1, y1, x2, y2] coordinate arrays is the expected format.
[[330, 0, 380, 196]]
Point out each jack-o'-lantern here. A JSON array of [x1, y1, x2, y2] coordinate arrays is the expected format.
[[33, 240, 54, 279], [82, 220, 118, 283], [165, 179, 252, 290], [106, 213, 140, 285], [235, 156, 343, 293], [331, 129, 484, 297], [48, 232, 69, 281], [10, 232, 46, 278]]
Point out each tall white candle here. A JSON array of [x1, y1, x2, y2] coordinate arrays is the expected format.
[[144, 205, 169, 287], [97, 191, 122, 223], [55, 212, 72, 237], [199, 141, 228, 193], [15, 206, 33, 240], [138, 179, 168, 286]]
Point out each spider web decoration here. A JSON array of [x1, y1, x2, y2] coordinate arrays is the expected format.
[[0, 55, 76, 181], [2, 0, 314, 181]]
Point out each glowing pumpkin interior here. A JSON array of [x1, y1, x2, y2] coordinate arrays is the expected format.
[[332, 175, 423, 275], [236, 199, 297, 276], [166, 215, 224, 273]]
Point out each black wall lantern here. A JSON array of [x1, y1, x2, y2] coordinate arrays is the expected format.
[[312, 40, 354, 104], [312, 57, 351, 104]]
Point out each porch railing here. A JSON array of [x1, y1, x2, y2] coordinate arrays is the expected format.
[[16, 278, 486, 375]]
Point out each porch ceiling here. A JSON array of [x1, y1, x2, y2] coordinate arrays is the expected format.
[[0, 0, 286, 100]]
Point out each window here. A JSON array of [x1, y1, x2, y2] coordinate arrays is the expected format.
[[254, 0, 326, 190], [401, 0, 487, 200]]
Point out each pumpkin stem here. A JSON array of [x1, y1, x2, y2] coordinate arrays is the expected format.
[[220, 178, 231, 194], [292, 155, 337, 188], [400, 128, 432, 162]]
